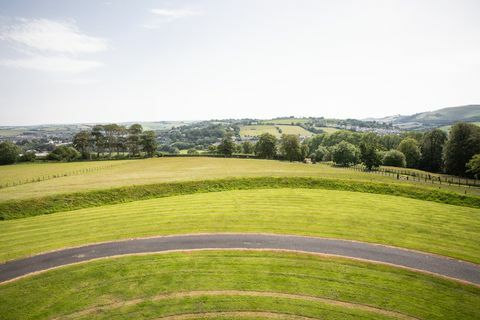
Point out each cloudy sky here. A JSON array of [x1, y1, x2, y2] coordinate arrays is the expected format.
[[0, 0, 479, 125]]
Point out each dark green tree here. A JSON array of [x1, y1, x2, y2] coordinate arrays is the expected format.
[[0, 141, 21, 165], [279, 134, 302, 161], [127, 124, 143, 157], [217, 135, 236, 156], [91, 125, 105, 158], [141, 131, 158, 157], [398, 138, 421, 168], [332, 141, 360, 166], [466, 154, 480, 179], [444, 122, 480, 176], [254, 133, 277, 159], [73, 130, 91, 159], [383, 150, 406, 167], [359, 133, 381, 170], [241, 141, 254, 154], [313, 146, 329, 162], [420, 129, 447, 172]]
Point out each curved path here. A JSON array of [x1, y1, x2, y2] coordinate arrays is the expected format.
[[1, 234, 479, 285]]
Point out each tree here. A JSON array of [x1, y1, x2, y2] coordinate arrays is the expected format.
[[379, 134, 402, 150], [241, 141, 254, 154], [279, 134, 302, 161], [466, 154, 480, 179], [397, 138, 421, 168], [47, 146, 80, 161], [91, 125, 105, 158], [359, 133, 382, 170], [331, 141, 360, 166], [322, 130, 360, 147], [313, 146, 329, 162], [73, 130, 91, 159], [141, 131, 158, 157], [0, 141, 20, 165], [307, 134, 326, 154], [444, 122, 480, 176], [187, 148, 199, 155], [420, 129, 447, 172], [382, 150, 406, 167], [255, 133, 277, 159], [127, 124, 143, 157], [217, 135, 236, 156]]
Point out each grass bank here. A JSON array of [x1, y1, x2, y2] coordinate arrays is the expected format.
[[0, 251, 478, 320], [1, 176, 480, 220], [1, 188, 479, 263], [1, 158, 477, 201]]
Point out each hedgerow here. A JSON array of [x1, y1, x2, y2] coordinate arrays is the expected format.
[[1, 176, 479, 220]]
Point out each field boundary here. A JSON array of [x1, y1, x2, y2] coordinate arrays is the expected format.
[[1, 176, 479, 220]]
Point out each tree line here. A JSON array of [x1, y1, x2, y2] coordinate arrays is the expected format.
[[212, 122, 480, 178]]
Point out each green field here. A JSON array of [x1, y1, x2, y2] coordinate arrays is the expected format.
[[1, 251, 479, 320], [260, 118, 311, 125], [0, 157, 477, 201], [239, 125, 280, 137], [316, 126, 340, 133], [1, 188, 479, 263], [276, 125, 313, 136], [239, 125, 312, 138]]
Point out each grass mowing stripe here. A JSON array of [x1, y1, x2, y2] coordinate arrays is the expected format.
[[1, 188, 479, 263], [1, 176, 480, 220], [0, 251, 478, 320], [74, 296, 395, 320], [63, 291, 416, 320]]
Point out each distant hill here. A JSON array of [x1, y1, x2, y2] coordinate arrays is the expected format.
[[367, 105, 480, 129]]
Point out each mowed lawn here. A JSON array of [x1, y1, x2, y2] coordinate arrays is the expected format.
[[1, 188, 479, 263], [1, 251, 479, 320], [0, 157, 477, 201]]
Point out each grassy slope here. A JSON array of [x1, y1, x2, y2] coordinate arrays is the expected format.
[[239, 125, 280, 137], [1, 188, 479, 263], [0, 158, 477, 201], [276, 125, 313, 136], [1, 251, 479, 320]]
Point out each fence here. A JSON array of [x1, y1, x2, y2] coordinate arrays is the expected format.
[[326, 163, 480, 188], [0, 163, 121, 189]]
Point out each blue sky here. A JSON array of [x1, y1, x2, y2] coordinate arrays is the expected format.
[[1, 0, 480, 125]]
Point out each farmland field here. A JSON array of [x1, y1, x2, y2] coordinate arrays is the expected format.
[[239, 125, 280, 137], [276, 125, 313, 136], [1, 157, 478, 201]]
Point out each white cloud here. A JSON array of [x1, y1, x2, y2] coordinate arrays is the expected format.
[[0, 18, 107, 73], [0, 18, 107, 54], [0, 56, 103, 73], [151, 8, 200, 20]]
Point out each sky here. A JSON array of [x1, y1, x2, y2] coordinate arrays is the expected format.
[[0, 0, 479, 126]]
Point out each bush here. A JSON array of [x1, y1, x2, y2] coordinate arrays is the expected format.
[[47, 146, 81, 161], [398, 138, 421, 168], [313, 146, 329, 162], [383, 150, 406, 167], [19, 151, 36, 162]]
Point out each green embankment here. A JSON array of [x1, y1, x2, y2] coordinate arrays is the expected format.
[[1, 251, 479, 320], [1, 188, 479, 263], [1, 158, 476, 201], [1, 176, 479, 221]]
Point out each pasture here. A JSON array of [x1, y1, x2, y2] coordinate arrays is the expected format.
[[0, 157, 478, 201]]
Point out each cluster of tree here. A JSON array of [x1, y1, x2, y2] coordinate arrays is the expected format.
[[305, 122, 480, 177], [70, 123, 157, 160], [0, 141, 36, 165]]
